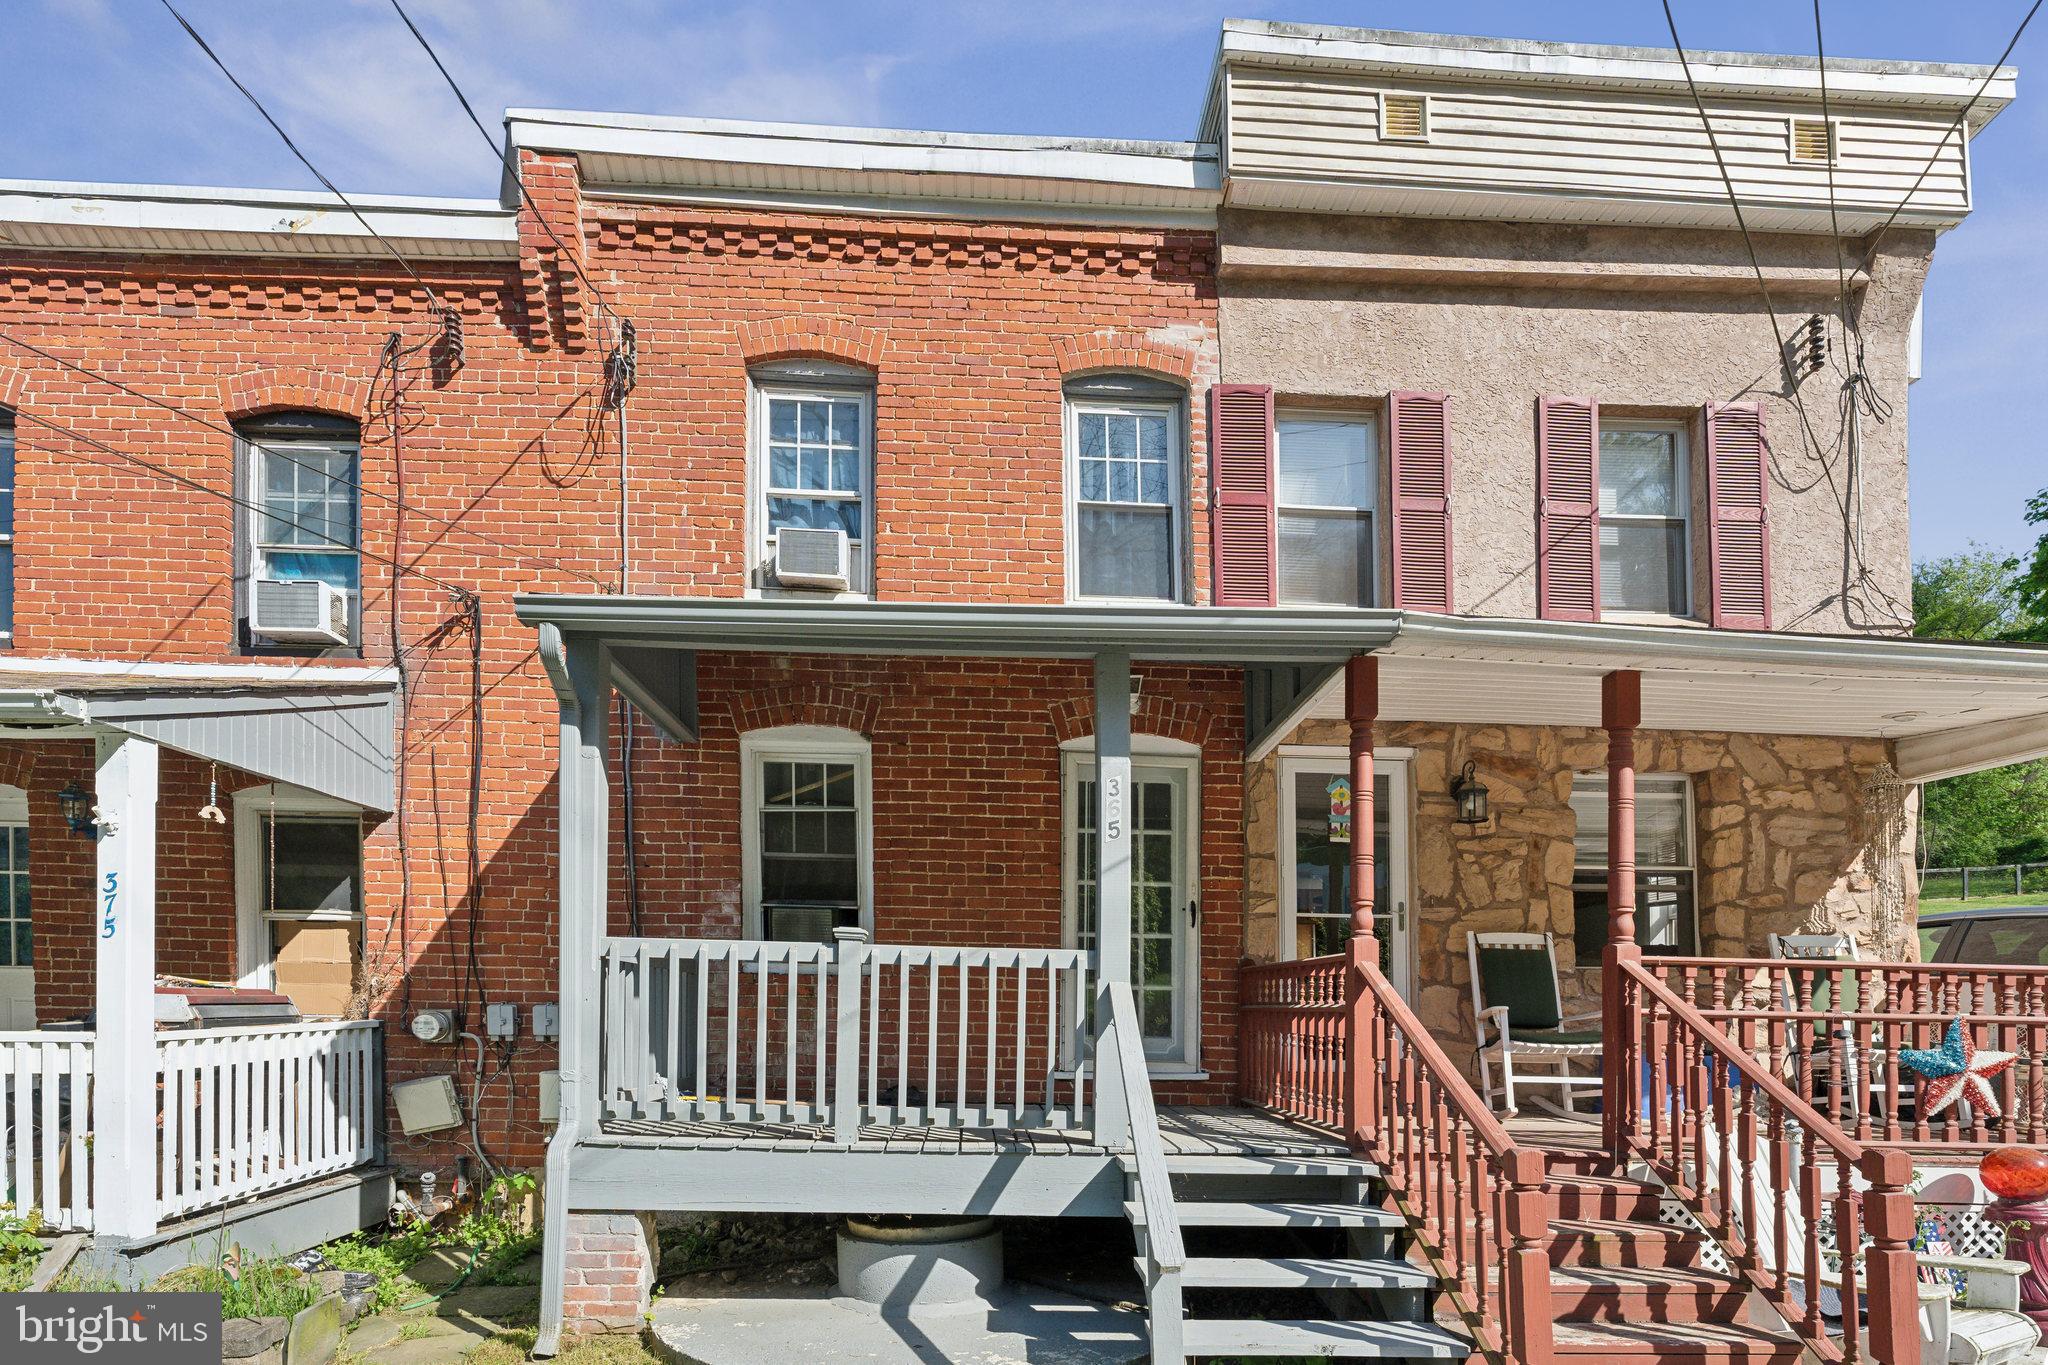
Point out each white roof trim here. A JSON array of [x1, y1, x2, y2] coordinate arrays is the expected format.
[[0, 178, 517, 260], [0, 655, 395, 684], [508, 109, 1222, 223], [1211, 20, 2017, 127]]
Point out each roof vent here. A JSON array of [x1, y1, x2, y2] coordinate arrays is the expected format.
[[1381, 93, 1429, 142], [1790, 117, 1837, 164]]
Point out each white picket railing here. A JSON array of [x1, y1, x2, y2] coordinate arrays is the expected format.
[[156, 1020, 382, 1220], [0, 1032, 95, 1231], [601, 935, 1093, 1137]]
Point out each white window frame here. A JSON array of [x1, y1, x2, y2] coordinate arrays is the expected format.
[[1064, 396, 1185, 605], [1275, 409, 1381, 609], [1570, 772, 1698, 958], [0, 784, 30, 987], [0, 414, 15, 645], [1274, 748, 1414, 996], [739, 725, 874, 940], [749, 382, 873, 598], [1058, 735, 1203, 1073], [246, 435, 362, 607], [233, 783, 366, 998], [1598, 418, 1693, 621]]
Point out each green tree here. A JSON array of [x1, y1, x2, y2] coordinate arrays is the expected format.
[[2015, 491, 2048, 641], [1913, 545, 2048, 867]]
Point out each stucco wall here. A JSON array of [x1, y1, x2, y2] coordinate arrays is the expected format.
[[1217, 212, 1932, 635], [1245, 719, 1918, 1066]]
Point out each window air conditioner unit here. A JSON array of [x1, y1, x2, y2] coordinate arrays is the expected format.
[[252, 578, 351, 645], [775, 526, 851, 591]]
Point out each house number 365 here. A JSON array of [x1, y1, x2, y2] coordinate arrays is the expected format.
[[1104, 774, 1124, 841]]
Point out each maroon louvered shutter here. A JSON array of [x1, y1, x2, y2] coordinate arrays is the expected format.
[[1536, 395, 1601, 622], [1705, 401, 1772, 629], [1208, 384, 1277, 607], [1387, 391, 1454, 612]]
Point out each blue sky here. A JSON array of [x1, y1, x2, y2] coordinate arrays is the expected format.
[[4, 0, 2041, 568]]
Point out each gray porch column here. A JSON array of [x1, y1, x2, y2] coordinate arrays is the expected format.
[[537, 630, 611, 1357], [1092, 650, 1133, 1149], [94, 731, 161, 1242]]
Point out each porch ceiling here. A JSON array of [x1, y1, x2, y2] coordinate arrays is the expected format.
[[0, 665, 396, 810]]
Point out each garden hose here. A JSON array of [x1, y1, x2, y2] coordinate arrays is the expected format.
[[395, 1243, 479, 1312]]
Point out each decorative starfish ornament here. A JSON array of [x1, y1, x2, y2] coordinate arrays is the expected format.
[[1899, 1017, 2016, 1119]]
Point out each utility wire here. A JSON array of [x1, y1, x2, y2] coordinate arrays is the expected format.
[[384, 0, 624, 333], [157, 0, 445, 313], [1811, 0, 1856, 343], [0, 329, 610, 590]]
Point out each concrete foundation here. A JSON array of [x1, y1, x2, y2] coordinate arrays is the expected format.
[[837, 1215, 1002, 1309]]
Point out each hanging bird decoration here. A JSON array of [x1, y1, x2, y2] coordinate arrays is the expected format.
[[1899, 1017, 2017, 1119]]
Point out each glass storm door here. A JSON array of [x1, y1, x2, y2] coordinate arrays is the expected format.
[[1070, 759, 1195, 1063], [1284, 759, 1410, 998]]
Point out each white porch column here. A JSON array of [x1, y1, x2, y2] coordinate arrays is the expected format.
[[1093, 650, 1133, 1149], [93, 731, 160, 1242]]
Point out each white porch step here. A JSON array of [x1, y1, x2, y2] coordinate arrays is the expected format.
[[1164, 1255, 1435, 1290], [1180, 1318, 1469, 1358], [1133, 1199, 1406, 1229], [1120, 1153, 1380, 1177]]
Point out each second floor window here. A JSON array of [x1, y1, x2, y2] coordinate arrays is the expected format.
[[1069, 388, 1183, 603], [756, 383, 871, 593], [239, 413, 361, 651], [1277, 412, 1378, 607], [1570, 772, 1696, 964], [1598, 422, 1689, 617]]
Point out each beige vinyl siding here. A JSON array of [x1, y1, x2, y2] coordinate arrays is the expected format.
[[1226, 71, 1969, 218]]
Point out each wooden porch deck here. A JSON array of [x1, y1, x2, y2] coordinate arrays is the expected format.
[[593, 1103, 1347, 1157]]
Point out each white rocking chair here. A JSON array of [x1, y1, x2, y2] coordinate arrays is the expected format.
[[1467, 931, 1602, 1119]]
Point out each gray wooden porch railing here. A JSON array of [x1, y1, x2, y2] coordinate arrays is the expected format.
[[600, 933, 1095, 1141]]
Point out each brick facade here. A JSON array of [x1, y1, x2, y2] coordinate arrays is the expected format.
[[0, 162, 1224, 1168]]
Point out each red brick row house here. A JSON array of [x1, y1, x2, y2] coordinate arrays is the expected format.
[[1, 20, 2043, 1365]]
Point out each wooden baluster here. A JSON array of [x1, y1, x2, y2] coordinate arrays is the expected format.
[[1735, 1020, 1761, 1281], [1835, 1155, 1863, 1365], [1766, 1095, 1790, 1294], [1799, 1162, 1826, 1341]]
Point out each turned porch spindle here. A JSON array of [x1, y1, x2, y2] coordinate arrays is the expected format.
[[1600, 668, 1642, 1157], [1343, 653, 1380, 1152]]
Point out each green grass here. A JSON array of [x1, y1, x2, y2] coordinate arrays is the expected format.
[[463, 1327, 663, 1365], [156, 1260, 321, 1320], [1922, 894, 2047, 914]]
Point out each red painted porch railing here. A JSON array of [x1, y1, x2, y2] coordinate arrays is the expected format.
[[1642, 956, 2048, 1150], [1237, 955, 1346, 1129], [1617, 960, 1919, 1365], [1238, 954, 1555, 1365]]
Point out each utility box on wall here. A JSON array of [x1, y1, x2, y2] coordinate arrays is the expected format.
[[392, 1074, 463, 1135]]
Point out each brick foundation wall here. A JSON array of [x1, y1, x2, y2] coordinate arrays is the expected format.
[[560, 1210, 659, 1334]]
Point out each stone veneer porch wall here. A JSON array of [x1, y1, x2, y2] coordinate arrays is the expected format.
[[1245, 721, 1917, 1064]]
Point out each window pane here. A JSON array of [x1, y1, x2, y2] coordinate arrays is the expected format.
[[831, 401, 861, 445], [1079, 415, 1106, 459], [1079, 506, 1172, 600], [1107, 416, 1136, 461], [1600, 428, 1681, 516], [1278, 511, 1373, 607], [769, 400, 799, 442], [1600, 521, 1686, 615], [263, 551, 360, 592], [262, 817, 361, 915], [761, 854, 858, 904], [1277, 418, 1374, 509], [261, 449, 357, 549], [1572, 775, 1690, 868], [0, 544, 11, 638], [1079, 458, 1107, 501], [768, 497, 861, 539], [798, 401, 828, 443], [769, 446, 799, 488], [1108, 459, 1137, 502]]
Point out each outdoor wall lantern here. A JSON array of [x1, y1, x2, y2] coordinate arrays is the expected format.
[[56, 782, 98, 838], [1450, 761, 1491, 828]]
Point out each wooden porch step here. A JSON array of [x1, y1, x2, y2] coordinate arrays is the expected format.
[[1145, 1200, 1407, 1230], [1167, 1255, 1436, 1290], [1547, 1217, 1699, 1268], [1179, 1318, 1469, 1359], [1120, 1153, 1381, 1178], [1551, 1173, 1665, 1221], [1553, 1318, 1803, 1362], [1549, 1263, 1748, 1323]]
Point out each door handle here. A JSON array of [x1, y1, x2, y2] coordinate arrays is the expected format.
[[1396, 901, 1408, 932], [1186, 900, 1199, 928]]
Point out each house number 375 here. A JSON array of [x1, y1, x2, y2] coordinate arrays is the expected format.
[[1104, 774, 1124, 841], [100, 871, 120, 940]]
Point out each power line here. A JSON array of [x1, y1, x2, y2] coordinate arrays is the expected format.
[[0, 329, 610, 590], [157, 0, 446, 313], [1811, 1, 1856, 344], [384, 0, 624, 334]]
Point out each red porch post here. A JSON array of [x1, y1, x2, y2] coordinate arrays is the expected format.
[[1343, 654, 1379, 1152], [1600, 668, 1641, 1159]]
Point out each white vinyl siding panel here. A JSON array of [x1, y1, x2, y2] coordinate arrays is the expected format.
[[1225, 72, 1969, 221]]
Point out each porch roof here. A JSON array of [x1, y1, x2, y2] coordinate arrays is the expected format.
[[0, 662, 396, 811], [512, 596, 2048, 780]]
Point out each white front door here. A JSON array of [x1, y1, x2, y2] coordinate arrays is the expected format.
[[1278, 753, 1413, 998], [0, 802, 33, 1028], [1066, 755, 1199, 1067]]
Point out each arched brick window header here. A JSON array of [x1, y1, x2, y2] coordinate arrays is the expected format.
[[732, 685, 881, 740], [735, 318, 885, 371], [220, 366, 371, 422], [1047, 692, 1212, 749], [1051, 332, 1199, 385]]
